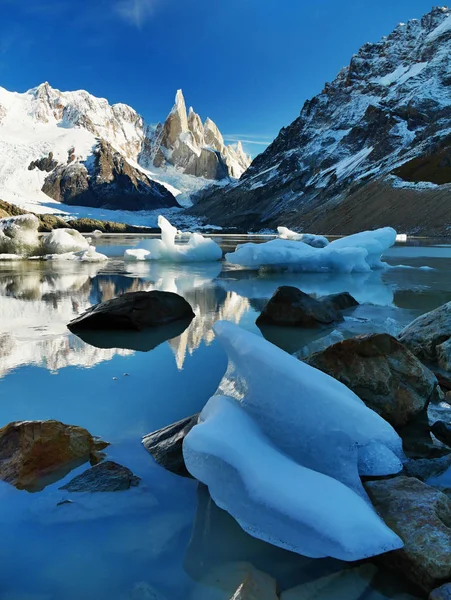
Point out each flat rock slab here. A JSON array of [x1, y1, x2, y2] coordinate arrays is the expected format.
[[0, 420, 108, 491], [365, 476, 451, 593], [68, 291, 195, 332], [143, 414, 198, 477], [306, 333, 441, 427], [256, 286, 358, 328], [60, 461, 140, 492]]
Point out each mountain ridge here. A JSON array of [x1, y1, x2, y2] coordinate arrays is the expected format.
[[188, 5, 451, 235]]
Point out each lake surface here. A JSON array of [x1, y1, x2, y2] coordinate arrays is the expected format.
[[1, 235, 450, 600]]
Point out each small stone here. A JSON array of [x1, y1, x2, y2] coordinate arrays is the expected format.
[[113, 377, 117, 380]]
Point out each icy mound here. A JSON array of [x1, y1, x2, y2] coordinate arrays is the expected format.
[[124, 215, 222, 263], [0, 214, 41, 256], [277, 226, 329, 248], [0, 215, 106, 260], [226, 227, 396, 272], [183, 395, 403, 561], [42, 229, 90, 254], [183, 322, 405, 559]]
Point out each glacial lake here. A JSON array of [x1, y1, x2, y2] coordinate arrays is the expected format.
[[1, 235, 451, 600]]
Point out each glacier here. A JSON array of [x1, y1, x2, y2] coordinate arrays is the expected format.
[[0, 214, 106, 261], [124, 215, 222, 263], [183, 321, 405, 560], [225, 227, 396, 272]]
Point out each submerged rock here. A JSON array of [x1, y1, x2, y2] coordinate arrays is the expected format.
[[306, 333, 441, 427], [60, 461, 140, 492], [0, 420, 108, 491], [190, 561, 278, 600], [280, 564, 377, 600], [399, 302, 451, 371], [256, 286, 357, 328], [142, 414, 198, 476], [430, 583, 451, 600], [67, 291, 195, 331], [403, 455, 451, 481], [365, 477, 451, 593]]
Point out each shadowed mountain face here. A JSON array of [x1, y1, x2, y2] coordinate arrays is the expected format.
[[188, 6, 451, 235]]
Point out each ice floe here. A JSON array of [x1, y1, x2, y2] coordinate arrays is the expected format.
[[124, 215, 222, 263], [183, 321, 404, 560], [226, 227, 397, 272]]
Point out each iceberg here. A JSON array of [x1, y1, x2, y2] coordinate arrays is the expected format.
[[0, 215, 106, 261], [277, 226, 329, 248], [124, 216, 222, 263], [41, 228, 90, 254], [183, 322, 405, 560], [226, 227, 396, 272]]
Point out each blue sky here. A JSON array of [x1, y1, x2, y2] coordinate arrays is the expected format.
[[0, 0, 440, 156]]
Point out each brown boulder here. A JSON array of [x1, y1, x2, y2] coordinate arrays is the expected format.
[[0, 420, 108, 491], [365, 477, 451, 593], [306, 333, 441, 427], [256, 286, 357, 328], [60, 461, 140, 492], [67, 291, 195, 332]]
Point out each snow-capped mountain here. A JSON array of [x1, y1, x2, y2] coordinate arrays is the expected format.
[[141, 90, 251, 180], [189, 6, 451, 235], [0, 83, 249, 216]]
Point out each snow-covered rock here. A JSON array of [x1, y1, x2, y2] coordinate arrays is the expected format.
[[225, 227, 396, 271], [183, 321, 404, 560], [124, 215, 222, 262], [142, 89, 252, 180], [189, 6, 451, 235]]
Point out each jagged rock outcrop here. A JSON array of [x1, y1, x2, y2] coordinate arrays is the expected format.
[[141, 89, 251, 180], [28, 152, 58, 172], [188, 6, 451, 234], [42, 140, 179, 210]]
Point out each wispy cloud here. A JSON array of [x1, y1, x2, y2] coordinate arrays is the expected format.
[[114, 0, 158, 28], [224, 134, 273, 147]]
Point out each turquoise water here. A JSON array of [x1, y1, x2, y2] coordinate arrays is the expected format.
[[0, 237, 450, 599]]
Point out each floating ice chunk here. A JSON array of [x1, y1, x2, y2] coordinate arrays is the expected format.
[[328, 227, 397, 269], [33, 246, 107, 262], [226, 227, 396, 272], [209, 321, 404, 497], [277, 226, 329, 248], [0, 214, 41, 256], [124, 248, 151, 262], [0, 253, 24, 261], [183, 395, 403, 561], [42, 228, 90, 254], [396, 233, 408, 242], [127, 216, 222, 263]]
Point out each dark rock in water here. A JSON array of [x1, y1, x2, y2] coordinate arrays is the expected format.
[[72, 318, 193, 352], [399, 412, 450, 460], [0, 420, 108, 492], [42, 139, 179, 211], [398, 302, 451, 371], [28, 152, 58, 172], [256, 286, 354, 328], [142, 414, 198, 477], [404, 455, 451, 481], [67, 291, 195, 332], [306, 333, 441, 427], [321, 292, 359, 312], [431, 421, 451, 448], [365, 476, 451, 593], [60, 461, 140, 492]]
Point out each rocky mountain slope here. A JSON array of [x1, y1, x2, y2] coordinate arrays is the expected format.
[[189, 6, 451, 235], [141, 90, 251, 180], [0, 83, 248, 215]]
